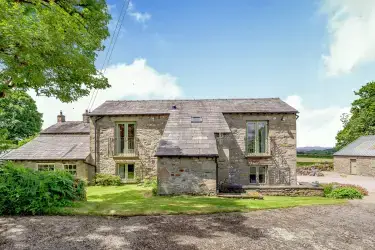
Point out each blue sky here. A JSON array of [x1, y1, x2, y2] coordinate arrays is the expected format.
[[33, 0, 375, 147]]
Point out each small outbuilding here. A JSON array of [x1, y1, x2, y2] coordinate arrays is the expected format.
[[2, 111, 95, 181], [334, 135, 375, 177]]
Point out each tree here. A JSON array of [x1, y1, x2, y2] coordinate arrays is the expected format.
[[0, 90, 43, 146], [0, 0, 111, 102], [336, 81, 375, 149]]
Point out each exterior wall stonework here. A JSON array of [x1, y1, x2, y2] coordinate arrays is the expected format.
[[91, 115, 169, 180], [217, 113, 297, 186], [334, 156, 375, 177], [13, 160, 93, 180], [157, 157, 216, 195]]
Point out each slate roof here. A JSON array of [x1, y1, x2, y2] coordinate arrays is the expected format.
[[89, 98, 297, 157], [155, 111, 230, 156], [334, 135, 375, 157], [41, 121, 89, 134], [2, 134, 90, 160], [89, 98, 297, 116]]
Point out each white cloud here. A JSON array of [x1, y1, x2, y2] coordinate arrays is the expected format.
[[127, 1, 151, 23], [30, 59, 182, 129], [322, 0, 375, 76], [285, 95, 350, 147]]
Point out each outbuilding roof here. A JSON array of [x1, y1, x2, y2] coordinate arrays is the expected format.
[[334, 135, 375, 157], [2, 134, 90, 160], [89, 98, 297, 116]]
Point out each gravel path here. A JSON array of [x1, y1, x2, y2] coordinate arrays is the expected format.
[[1, 203, 375, 250]]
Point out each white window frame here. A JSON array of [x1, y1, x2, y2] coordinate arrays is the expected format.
[[115, 122, 136, 154], [117, 163, 135, 180], [37, 163, 55, 171], [246, 121, 268, 154], [249, 166, 268, 185], [64, 164, 77, 176]]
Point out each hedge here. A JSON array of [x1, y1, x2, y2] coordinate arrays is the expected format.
[[0, 162, 86, 215]]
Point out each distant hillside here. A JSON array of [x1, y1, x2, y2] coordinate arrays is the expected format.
[[297, 147, 333, 152], [297, 147, 335, 158]]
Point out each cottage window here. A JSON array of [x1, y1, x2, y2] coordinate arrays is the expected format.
[[246, 121, 268, 154], [38, 164, 55, 171], [118, 163, 135, 180], [116, 122, 136, 154], [64, 164, 77, 176], [249, 166, 267, 184]]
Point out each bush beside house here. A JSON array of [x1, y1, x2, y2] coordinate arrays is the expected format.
[[94, 173, 121, 186], [321, 182, 367, 199], [0, 162, 86, 215]]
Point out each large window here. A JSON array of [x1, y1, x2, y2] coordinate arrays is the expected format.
[[118, 163, 135, 180], [64, 164, 77, 176], [38, 164, 55, 171], [249, 166, 267, 184], [116, 122, 136, 154], [246, 121, 268, 154]]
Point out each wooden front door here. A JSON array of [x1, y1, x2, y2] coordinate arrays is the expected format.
[[350, 159, 357, 175]]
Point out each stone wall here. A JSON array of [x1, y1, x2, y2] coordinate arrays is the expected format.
[[157, 157, 217, 195], [13, 160, 93, 180], [217, 113, 297, 186], [244, 186, 324, 196], [90, 115, 169, 180], [334, 156, 375, 177]]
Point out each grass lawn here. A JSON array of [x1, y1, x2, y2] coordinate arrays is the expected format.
[[56, 185, 346, 216]]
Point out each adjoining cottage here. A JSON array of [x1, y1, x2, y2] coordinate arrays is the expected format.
[[89, 98, 298, 194], [2, 111, 95, 180], [334, 135, 375, 177]]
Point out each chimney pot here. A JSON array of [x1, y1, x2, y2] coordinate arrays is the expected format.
[[57, 111, 66, 123], [82, 110, 90, 123]]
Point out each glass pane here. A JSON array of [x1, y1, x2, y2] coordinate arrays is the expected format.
[[118, 164, 125, 179], [247, 122, 256, 153], [117, 124, 125, 153], [250, 167, 257, 174], [258, 122, 267, 153], [127, 164, 135, 179], [259, 166, 266, 184], [127, 124, 135, 152], [249, 174, 257, 183]]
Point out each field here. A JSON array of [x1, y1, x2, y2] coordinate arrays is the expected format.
[[297, 156, 333, 163]]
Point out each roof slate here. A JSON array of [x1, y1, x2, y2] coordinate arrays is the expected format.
[[2, 134, 90, 160], [90, 98, 297, 116], [41, 121, 89, 134], [334, 135, 375, 157], [155, 111, 230, 157]]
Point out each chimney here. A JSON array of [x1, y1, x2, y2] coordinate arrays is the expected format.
[[82, 110, 90, 123], [57, 111, 65, 123]]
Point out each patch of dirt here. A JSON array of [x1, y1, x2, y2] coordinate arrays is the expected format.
[[1, 203, 375, 249]]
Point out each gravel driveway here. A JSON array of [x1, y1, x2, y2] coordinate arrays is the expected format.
[[1, 203, 375, 250]]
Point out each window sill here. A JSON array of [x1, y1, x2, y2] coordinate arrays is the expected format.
[[113, 153, 138, 159], [245, 153, 272, 158]]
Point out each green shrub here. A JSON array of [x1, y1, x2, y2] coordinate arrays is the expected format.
[[321, 182, 368, 197], [321, 183, 334, 196], [336, 184, 368, 196], [94, 173, 121, 186], [0, 162, 86, 215], [142, 177, 158, 196], [327, 187, 363, 199]]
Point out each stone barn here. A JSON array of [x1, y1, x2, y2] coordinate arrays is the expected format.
[[89, 98, 298, 194], [334, 135, 375, 177]]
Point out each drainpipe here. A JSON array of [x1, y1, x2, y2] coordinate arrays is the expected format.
[[94, 116, 104, 174], [215, 156, 219, 194]]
